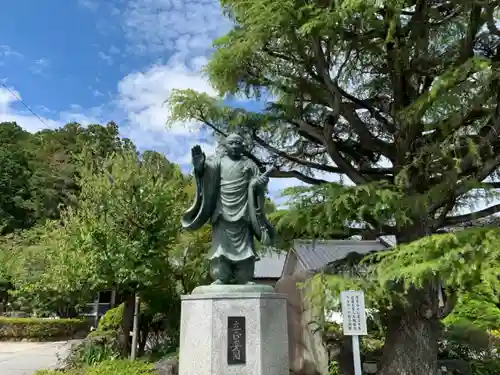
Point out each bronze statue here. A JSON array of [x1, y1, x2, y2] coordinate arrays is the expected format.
[[182, 133, 276, 285]]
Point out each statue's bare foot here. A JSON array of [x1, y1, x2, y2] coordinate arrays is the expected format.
[[211, 279, 223, 285], [245, 281, 255, 285]]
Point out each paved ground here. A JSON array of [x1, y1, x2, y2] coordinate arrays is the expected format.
[[0, 341, 78, 375]]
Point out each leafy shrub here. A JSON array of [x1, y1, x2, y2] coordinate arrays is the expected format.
[[0, 317, 88, 341], [64, 330, 122, 368], [35, 359, 155, 375], [97, 304, 124, 332], [328, 361, 340, 375], [440, 320, 500, 361], [471, 359, 500, 375]]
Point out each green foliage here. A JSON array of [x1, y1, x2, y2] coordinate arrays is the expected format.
[[440, 320, 499, 361], [445, 288, 500, 331], [97, 304, 124, 332], [35, 359, 155, 375], [328, 361, 340, 375], [64, 331, 121, 368], [171, 224, 211, 294], [26, 150, 188, 301], [271, 182, 410, 237], [0, 317, 87, 340], [305, 227, 500, 315], [471, 360, 500, 375], [0, 223, 92, 316], [0, 122, 132, 236], [168, 0, 500, 370], [372, 228, 500, 294], [167, 0, 500, 240], [0, 123, 34, 234], [84, 360, 155, 375]]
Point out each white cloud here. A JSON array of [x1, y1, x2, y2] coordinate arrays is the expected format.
[[78, 0, 99, 11], [98, 52, 113, 65], [121, 0, 231, 59], [0, 45, 23, 59], [0, 86, 99, 133], [31, 58, 50, 74], [109, 45, 120, 54], [0, 86, 60, 132], [0, 0, 302, 197], [116, 62, 215, 134]]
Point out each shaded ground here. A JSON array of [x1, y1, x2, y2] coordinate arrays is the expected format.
[[0, 340, 79, 375]]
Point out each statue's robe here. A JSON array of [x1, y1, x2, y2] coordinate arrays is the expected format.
[[182, 155, 275, 262]]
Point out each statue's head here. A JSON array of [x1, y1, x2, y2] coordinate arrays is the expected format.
[[223, 133, 245, 159]]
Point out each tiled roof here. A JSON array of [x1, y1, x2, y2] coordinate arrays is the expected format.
[[293, 239, 388, 270], [254, 250, 287, 279]]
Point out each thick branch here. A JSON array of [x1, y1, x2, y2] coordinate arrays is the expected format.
[[336, 85, 396, 133], [437, 290, 457, 319], [324, 119, 368, 185], [486, 4, 500, 37], [459, 5, 483, 62], [252, 130, 391, 177], [384, 9, 408, 110], [429, 154, 500, 215], [481, 182, 500, 188], [196, 112, 332, 185], [305, 42, 370, 185], [270, 169, 327, 185], [340, 103, 396, 161], [443, 203, 500, 226]]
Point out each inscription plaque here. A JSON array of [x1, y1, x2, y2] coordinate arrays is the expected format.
[[227, 316, 246, 365]]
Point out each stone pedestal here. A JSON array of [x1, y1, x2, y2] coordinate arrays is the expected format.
[[178, 284, 289, 375]]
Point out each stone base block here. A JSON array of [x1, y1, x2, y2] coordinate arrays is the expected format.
[[178, 285, 289, 375]]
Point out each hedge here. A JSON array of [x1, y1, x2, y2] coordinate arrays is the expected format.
[[0, 317, 88, 341], [35, 359, 155, 375]]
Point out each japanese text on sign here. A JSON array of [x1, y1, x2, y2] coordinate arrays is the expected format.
[[227, 316, 246, 365], [231, 320, 242, 360], [340, 291, 367, 335]]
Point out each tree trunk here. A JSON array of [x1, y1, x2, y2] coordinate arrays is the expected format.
[[58, 306, 78, 318], [138, 324, 149, 357], [377, 308, 439, 375], [119, 293, 135, 355], [336, 336, 354, 375], [376, 224, 440, 375]]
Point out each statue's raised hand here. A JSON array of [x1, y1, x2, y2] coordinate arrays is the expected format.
[[191, 145, 205, 172]]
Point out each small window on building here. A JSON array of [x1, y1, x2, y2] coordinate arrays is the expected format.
[[99, 290, 112, 304]]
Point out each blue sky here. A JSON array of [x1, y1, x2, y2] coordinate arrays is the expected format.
[[0, 0, 300, 196]]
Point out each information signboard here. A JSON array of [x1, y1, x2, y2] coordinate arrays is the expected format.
[[340, 290, 368, 336], [340, 290, 367, 375]]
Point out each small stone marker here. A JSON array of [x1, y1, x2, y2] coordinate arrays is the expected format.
[[227, 316, 246, 365]]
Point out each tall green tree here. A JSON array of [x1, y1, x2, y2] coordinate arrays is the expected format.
[[32, 149, 189, 347], [0, 121, 134, 234], [27, 122, 135, 223], [169, 1, 500, 374], [0, 123, 36, 233], [0, 121, 137, 313]]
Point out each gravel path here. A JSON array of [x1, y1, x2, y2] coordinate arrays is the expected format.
[[0, 340, 79, 375]]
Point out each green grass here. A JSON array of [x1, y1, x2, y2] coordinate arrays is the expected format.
[[34, 359, 155, 375]]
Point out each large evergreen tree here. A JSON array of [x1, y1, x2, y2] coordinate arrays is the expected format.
[[169, 1, 500, 374]]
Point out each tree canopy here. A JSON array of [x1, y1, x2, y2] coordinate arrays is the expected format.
[[0, 122, 133, 235], [0, 122, 209, 319], [170, 0, 500, 239], [168, 1, 500, 373]]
